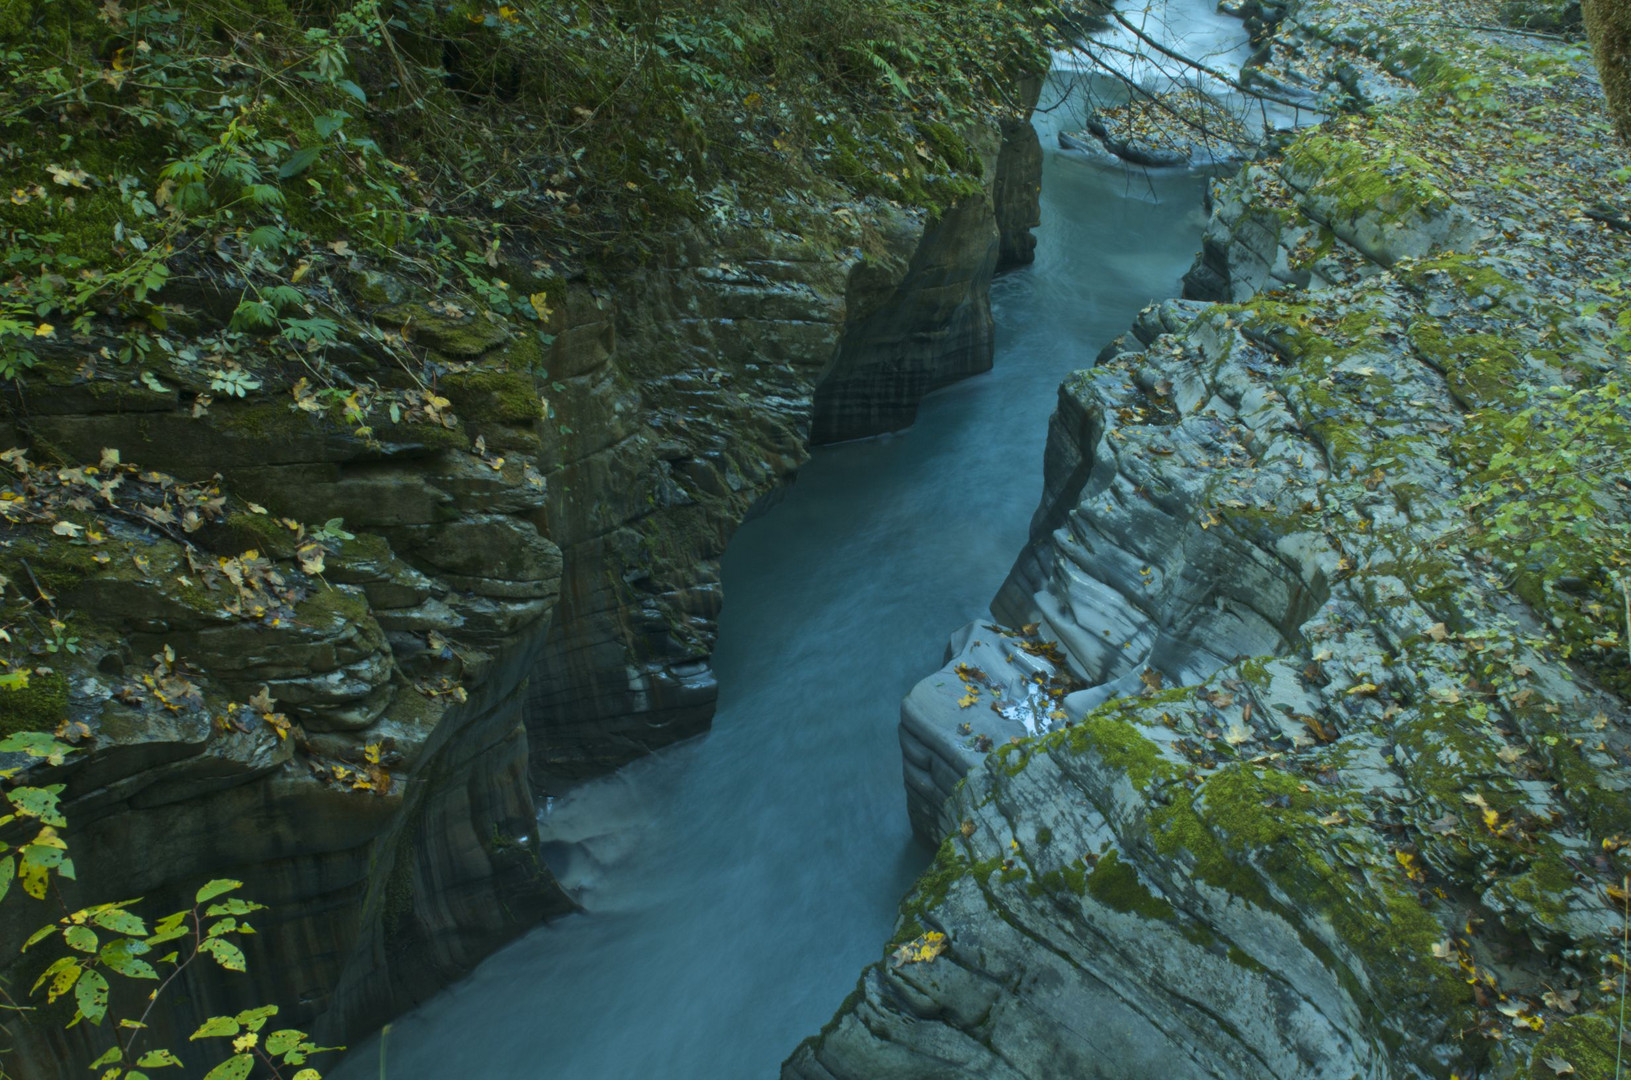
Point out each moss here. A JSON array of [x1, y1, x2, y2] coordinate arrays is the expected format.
[[1085, 849, 1176, 920], [1406, 319, 1525, 407], [1034, 826, 1052, 846], [1227, 945, 1268, 973], [1583, 0, 1631, 142], [1151, 761, 1472, 1024], [1523, 1011, 1620, 1079], [1397, 254, 1523, 305], [297, 583, 372, 625], [1054, 710, 1177, 791], [0, 669, 69, 736], [896, 837, 968, 932], [216, 511, 301, 559], [216, 401, 328, 443], [440, 369, 543, 427], [1282, 131, 1451, 230]]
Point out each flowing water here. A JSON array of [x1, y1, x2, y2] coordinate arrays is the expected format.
[[338, 6, 1239, 1076]]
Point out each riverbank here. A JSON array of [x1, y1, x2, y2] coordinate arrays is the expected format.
[[792, 0, 1631, 1077]]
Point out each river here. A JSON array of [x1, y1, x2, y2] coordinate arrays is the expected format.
[[336, 7, 1233, 1076]]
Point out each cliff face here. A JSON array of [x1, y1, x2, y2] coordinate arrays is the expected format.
[[0, 78, 1042, 1073], [524, 109, 1043, 787], [792, 3, 1631, 1078]]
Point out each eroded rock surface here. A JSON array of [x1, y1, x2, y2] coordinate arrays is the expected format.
[[793, 3, 1631, 1077]]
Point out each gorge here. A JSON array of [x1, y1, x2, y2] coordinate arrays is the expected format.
[[1, 0, 1629, 1077]]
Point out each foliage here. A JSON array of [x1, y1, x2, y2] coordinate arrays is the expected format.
[[0, 0, 1061, 404], [0, 731, 334, 1078]]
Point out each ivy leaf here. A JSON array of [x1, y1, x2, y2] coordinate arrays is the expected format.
[[75, 968, 109, 1024]]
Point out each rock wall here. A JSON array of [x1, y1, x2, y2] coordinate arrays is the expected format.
[[792, 4, 1631, 1078], [524, 101, 1043, 788], [0, 76, 1042, 1076]]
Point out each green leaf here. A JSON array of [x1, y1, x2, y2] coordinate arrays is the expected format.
[[235, 1004, 277, 1030], [0, 731, 73, 761], [75, 968, 109, 1025], [246, 225, 286, 251], [64, 924, 98, 953], [195, 879, 243, 905], [204, 898, 264, 917], [102, 940, 159, 980], [191, 1016, 240, 1040], [313, 111, 348, 139], [23, 922, 56, 950], [9, 784, 66, 825], [202, 1054, 254, 1080], [266, 1030, 305, 1056], [34, 955, 81, 1000], [336, 79, 367, 103], [276, 148, 322, 179], [92, 907, 148, 936], [0, 853, 13, 902], [147, 911, 189, 947], [135, 1049, 182, 1068], [199, 937, 246, 971], [90, 1046, 122, 1068], [292, 1071, 322, 1080], [243, 184, 285, 208]]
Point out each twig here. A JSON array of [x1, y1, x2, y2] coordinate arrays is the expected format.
[[1104, 9, 1314, 112], [1618, 872, 1628, 1080], [15, 560, 54, 618], [1588, 207, 1631, 235], [1388, 18, 1573, 42]]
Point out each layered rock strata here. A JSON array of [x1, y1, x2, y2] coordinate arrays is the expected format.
[[792, 4, 1631, 1078], [0, 98, 1042, 1078]]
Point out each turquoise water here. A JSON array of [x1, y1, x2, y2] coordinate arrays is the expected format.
[[337, 49, 1221, 1080]]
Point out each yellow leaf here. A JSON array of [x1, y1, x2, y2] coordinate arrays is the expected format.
[[34, 323, 54, 338]]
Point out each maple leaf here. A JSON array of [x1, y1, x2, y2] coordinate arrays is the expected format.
[[890, 932, 948, 967]]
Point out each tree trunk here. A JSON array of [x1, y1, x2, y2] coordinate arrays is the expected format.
[[1583, 0, 1631, 143]]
